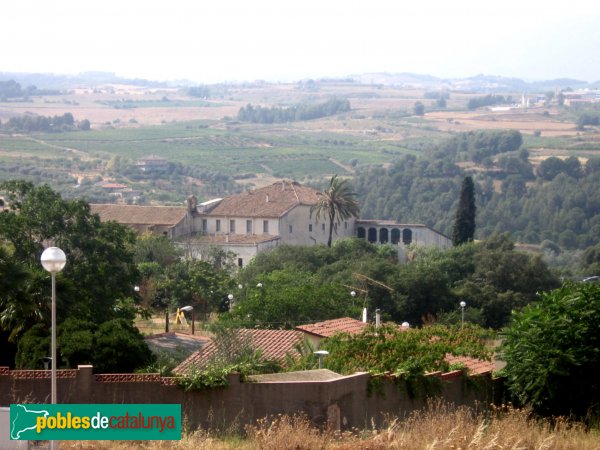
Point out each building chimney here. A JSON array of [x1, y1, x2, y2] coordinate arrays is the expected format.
[[375, 309, 381, 328], [362, 307, 367, 323]]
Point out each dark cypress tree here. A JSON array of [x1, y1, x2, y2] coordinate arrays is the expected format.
[[452, 176, 476, 246]]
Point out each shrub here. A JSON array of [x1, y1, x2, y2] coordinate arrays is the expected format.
[[92, 318, 154, 373], [501, 282, 600, 418]]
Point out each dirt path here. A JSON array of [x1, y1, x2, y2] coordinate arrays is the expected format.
[[26, 136, 97, 161], [329, 157, 354, 174]]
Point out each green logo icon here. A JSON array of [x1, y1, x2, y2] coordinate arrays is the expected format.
[[10, 404, 181, 440]]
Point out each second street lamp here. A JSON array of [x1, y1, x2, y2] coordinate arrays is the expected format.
[[181, 305, 194, 334]]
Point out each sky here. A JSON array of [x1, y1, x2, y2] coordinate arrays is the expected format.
[[2, 0, 599, 83]]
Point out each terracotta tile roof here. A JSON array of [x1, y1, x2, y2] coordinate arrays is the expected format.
[[191, 234, 280, 245], [100, 182, 128, 190], [90, 204, 188, 226], [444, 354, 496, 375], [296, 317, 368, 338], [174, 328, 304, 375], [356, 220, 429, 227], [296, 318, 409, 338], [203, 181, 321, 218]]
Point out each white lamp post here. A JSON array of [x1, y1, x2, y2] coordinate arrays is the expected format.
[[41, 246, 66, 450], [314, 350, 329, 369], [181, 305, 194, 334], [460, 301, 466, 328], [228, 294, 234, 310]]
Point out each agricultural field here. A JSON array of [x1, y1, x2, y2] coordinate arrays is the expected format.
[[1, 80, 599, 204]]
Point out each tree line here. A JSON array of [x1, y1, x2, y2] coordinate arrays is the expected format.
[[434, 129, 523, 163], [237, 98, 350, 123], [0, 79, 60, 101], [467, 94, 513, 110], [355, 130, 600, 261], [1, 112, 90, 133]]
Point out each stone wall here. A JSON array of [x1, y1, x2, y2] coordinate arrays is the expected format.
[[0, 366, 500, 432]]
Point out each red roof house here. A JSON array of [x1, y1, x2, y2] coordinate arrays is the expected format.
[[173, 328, 305, 375]]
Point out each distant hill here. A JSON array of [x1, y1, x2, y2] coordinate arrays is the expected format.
[[0, 71, 180, 90], [1, 70, 598, 93], [351, 72, 596, 92]]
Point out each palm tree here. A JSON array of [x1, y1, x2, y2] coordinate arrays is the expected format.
[[310, 175, 360, 247]]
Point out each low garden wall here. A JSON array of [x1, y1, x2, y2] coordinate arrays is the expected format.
[[0, 365, 502, 431]]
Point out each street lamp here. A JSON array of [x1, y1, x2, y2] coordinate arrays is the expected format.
[[314, 350, 329, 369], [460, 301, 466, 328], [181, 305, 194, 334], [228, 294, 234, 310], [41, 246, 66, 450]]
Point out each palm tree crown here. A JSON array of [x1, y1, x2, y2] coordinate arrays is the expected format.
[[310, 175, 360, 247]]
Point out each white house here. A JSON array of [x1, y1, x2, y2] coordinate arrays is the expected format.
[[91, 181, 451, 267], [185, 181, 356, 267]]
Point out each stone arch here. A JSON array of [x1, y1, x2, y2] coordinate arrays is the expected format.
[[379, 228, 389, 244], [368, 227, 377, 243], [357, 227, 366, 239], [402, 228, 413, 245], [391, 228, 400, 244]]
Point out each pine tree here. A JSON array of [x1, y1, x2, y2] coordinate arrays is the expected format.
[[452, 176, 476, 246]]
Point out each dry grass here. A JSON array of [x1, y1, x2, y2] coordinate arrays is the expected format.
[[425, 110, 577, 136], [59, 402, 600, 450]]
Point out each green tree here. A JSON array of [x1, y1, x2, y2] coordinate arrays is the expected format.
[[133, 233, 182, 266], [78, 119, 91, 131], [452, 176, 476, 246], [224, 270, 359, 328], [501, 282, 600, 418], [310, 175, 360, 247], [15, 317, 153, 372], [0, 246, 36, 340], [0, 181, 139, 325], [158, 259, 234, 313], [580, 242, 600, 274], [15, 324, 50, 369], [92, 319, 154, 373], [413, 101, 425, 116]]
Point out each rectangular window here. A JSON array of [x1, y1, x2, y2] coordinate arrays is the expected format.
[[216, 219, 221, 232], [322, 223, 325, 231], [289, 225, 293, 233], [309, 224, 313, 232], [238, 258, 243, 267], [263, 220, 269, 233], [344, 222, 348, 230], [246, 220, 252, 234], [201, 219, 207, 233], [230, 220, 235, 233]]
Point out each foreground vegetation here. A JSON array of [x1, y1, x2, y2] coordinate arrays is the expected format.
[[60, 403, 600, 449]]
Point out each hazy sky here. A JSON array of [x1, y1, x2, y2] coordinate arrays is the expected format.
[[2, 0, 599, 83]]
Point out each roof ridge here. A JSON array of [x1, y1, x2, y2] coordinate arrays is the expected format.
[[291, 182, 300, 203]]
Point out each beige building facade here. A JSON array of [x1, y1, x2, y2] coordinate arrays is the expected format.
[[91, 181, 450, 267]]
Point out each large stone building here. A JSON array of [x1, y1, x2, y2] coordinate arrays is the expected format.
[[91, 181, 451, 267]]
